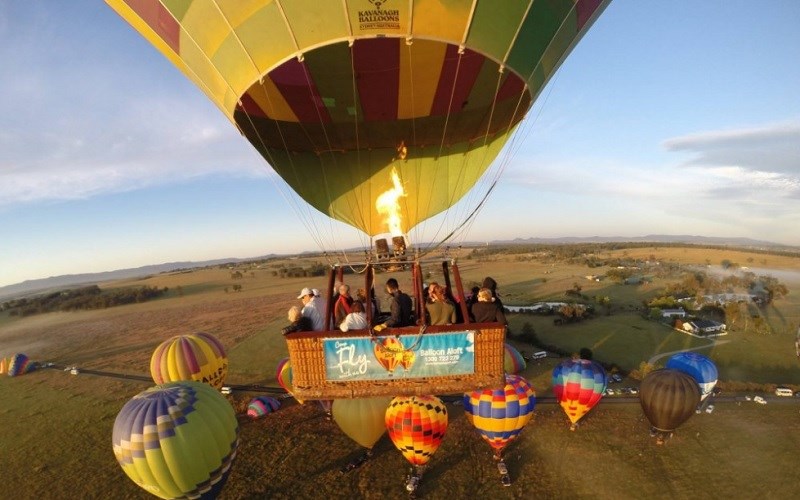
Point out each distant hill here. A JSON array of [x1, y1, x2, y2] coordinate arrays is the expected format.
[[490, 234, 792, 248], [3, 235, 797, 302], [0, 257, 275, 302]]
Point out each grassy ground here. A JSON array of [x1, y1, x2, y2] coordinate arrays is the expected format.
[[2, 247, 800, 498]]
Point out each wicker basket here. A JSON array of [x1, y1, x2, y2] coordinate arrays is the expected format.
[[285, 324, 505, 399]]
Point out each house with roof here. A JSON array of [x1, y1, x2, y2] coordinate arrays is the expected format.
[[675, 318, 727, 337]]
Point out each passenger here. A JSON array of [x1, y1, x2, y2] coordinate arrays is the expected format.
[[340, 301, 368, 332], [482, 276, 503, 308], [374, 278, 414, 330], [471, 287, 507, 325], [356, 287, 378, 319], [425, 284, 456, 325], [334, 284, 354, 327], [281, 306, 313, 335], [466, 286, 481, 321], [297, 287, 325, 331]]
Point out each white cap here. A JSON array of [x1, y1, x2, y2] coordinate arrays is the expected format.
[[311, 288, 320, 297], [297, 287, 313, 299]]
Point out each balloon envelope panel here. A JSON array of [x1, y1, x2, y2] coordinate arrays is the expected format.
[[150, 333, 228, 389], [112, 381, 239, 499], [463, 374, 536, 452], [666, 352, 718, 401], [640, 369, 701, 433], [552, 359, 607, 424], [385, 395, 448, 466]]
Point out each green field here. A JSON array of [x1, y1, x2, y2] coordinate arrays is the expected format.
[[1, 245, 800, 498]]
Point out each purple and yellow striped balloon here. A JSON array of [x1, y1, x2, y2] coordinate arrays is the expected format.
[[552, 359, 607, 425], [112, 381, 239, 499], [247, 396, 281, 419], [150, 332, 227, 389], [7, 353, 34, 377]]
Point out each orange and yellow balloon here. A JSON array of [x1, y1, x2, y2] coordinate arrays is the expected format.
[[150, 332, 227, 389], [385, 396, 448, 467]]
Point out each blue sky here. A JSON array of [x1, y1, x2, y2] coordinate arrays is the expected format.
[[2, 1, 799, 287]]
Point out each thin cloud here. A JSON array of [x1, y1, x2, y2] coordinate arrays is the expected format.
[[663, 121, 800, 175]]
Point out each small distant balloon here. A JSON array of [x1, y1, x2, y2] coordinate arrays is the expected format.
[[0, 357, 8, 375], [112, 381, 239, 499], [150, 332, 227, 389], [247, 396, 282, 419], [7, 353, 35, 377], [503, 343, 526, 374]]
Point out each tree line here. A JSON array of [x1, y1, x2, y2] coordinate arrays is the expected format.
[[1, 285, 168, 317]]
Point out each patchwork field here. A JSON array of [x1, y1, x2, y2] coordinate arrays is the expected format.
[[1, 245, 799, 498]]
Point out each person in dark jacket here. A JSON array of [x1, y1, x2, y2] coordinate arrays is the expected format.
[[375, 278, 414, 330], [281, 306, 313, 335], [470, 287, 507, 325], [481, 276, 503, 308]]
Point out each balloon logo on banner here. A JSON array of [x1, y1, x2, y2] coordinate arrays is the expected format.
[[373, 337, 416, 374]]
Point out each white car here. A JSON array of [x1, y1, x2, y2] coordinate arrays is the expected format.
[[744, 395, 752, 401], [705, 405, 715, 414], [605, 388, 615, 396], [753, 396, 767, 405]]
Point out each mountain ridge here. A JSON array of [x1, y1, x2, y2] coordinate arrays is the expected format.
[[2, 235, 795, 301]]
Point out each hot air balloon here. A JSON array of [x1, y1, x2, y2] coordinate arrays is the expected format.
[[640, 369, 701, 444], [0, 357, 8, 375], [276, 357, 304, 403], [7, 353, 34, 377], [247, 396, 282, 419], [333, 397, 392, 450], [503, 343, 526, 374], [385, 395, 448, 492], [150, 332, 228, 389], [105, 0, 608, 243], [112, 381, 239, 499], [552, 358, 607, 429], [463, 374, 536, 457], [666, 352, 718, 401]]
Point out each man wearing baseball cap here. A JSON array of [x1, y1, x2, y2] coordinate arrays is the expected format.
[[297, 287, 325, 331]]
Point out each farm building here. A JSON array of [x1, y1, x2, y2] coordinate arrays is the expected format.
[[675, 318, 727, 337]]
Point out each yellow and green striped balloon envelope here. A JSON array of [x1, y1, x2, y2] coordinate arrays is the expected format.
[[112, 381, 239, 499], [106, 0, 608, 237]]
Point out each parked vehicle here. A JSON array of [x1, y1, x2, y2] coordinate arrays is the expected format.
[[753, 395, 767, 405], [775, 387, 793, 397], [531, 351, 548, 360]]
